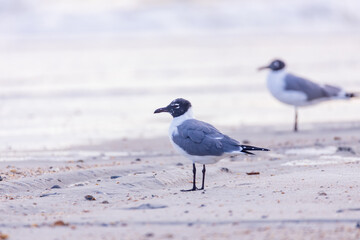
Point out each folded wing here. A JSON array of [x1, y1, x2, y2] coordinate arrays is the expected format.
[[172, 119, 240, 156], [285, 73, 341, 101]]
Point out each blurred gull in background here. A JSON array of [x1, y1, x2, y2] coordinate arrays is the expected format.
[[259, 59, 359, 132]]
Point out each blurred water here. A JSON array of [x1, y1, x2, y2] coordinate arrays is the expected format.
[[0, 0, 359, 35], [0, 1, 359, 153]]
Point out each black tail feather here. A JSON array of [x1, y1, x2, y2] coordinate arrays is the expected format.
[[240, 145, 270, 155], [346, 92, 359, 98]]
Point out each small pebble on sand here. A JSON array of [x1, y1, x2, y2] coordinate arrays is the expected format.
[[53, 220, 69, 227], [0, 233, 9, 240], [84, 195, 96, 201]]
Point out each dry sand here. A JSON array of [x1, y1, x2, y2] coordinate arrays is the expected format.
[[1, 122, 360, 240]]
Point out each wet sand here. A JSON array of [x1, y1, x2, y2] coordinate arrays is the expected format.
[[1, 122, 360, 240]]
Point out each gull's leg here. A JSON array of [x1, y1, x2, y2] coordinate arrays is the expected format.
[[181, 163, 198, 192], [200, 164, 206, 190], [294, 107, 298, 132]]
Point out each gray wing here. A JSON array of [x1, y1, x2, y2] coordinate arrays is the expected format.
[[284, 73, 341, 101], [172, 119, 240, 156]]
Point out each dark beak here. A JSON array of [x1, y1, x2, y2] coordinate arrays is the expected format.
[[258, 65, 270, 71], [154, 106, 169, 114]]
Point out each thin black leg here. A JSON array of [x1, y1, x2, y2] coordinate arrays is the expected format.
[[181, 163, 198, 192], [200, 164, 206, 190], [294, 107, 298, 132]]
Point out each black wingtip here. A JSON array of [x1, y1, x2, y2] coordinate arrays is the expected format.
[[241, 150, 255, 155], [240, 145, 270, 155]]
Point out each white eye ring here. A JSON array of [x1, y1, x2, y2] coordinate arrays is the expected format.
[[172, 104, 180, 109]]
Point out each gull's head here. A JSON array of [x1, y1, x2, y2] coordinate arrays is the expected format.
[[154, 98, 192, 118], [258, 59, 286, 71]]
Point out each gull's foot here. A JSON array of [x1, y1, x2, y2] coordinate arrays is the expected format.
[[181, 187, 199, 192]]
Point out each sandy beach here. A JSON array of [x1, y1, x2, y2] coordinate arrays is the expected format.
[[1, 1, 360, 239], [1, 122, 360, 239]]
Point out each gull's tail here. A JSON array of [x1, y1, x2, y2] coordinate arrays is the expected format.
[[240, 145, 270, 155], [345, 92, 360, 98]]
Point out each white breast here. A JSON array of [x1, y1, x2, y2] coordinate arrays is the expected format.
[[168, 108, 225, 164], [266, 70, 308, 106], [168, 108, 194, 140]]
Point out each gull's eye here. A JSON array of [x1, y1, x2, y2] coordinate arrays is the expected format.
[[171, 104, 180, 109], [273, 61, 279, 67]]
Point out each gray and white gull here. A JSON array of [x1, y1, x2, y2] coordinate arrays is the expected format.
[[154, 98, 269, 191], [259, 59, 358, 132]]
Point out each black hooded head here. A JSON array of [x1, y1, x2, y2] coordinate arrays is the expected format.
[[154, 98, 192, 118], [258, 59, 286, 71]]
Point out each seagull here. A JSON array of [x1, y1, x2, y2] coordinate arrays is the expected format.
[[154, 98, 269, 191], [258, 59, 358, 132]]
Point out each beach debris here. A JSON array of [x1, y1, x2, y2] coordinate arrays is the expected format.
[[176, 162, 183, 166], [0, 233, 9, 240], [110, 176, 121, 179], [40, 193, 59, 198], [84, 195, 96, 201], [246, 172, 260, 175], [135, 158, 141, 162], [101, 200, 109, 204], [10, 169, 21, 174], [336, 146, 355, 154], [336, 208, 360, 213], [51, 185, 61, 189], [242, 140, 250, 144], [0, 176, 3, 181], [318, 191, 327, 196], [356, 222, 360, 229], [126, 203, 167, 210], [31, 223, 39, 228], [220, 167, 230, 173], [52, 220, 69, 227], [333, 136, 341, 141]]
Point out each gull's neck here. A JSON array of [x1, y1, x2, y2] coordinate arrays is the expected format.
[[171, 107, 194, 127], [268, 69, 287, 82], [270, 68, 286, 75]]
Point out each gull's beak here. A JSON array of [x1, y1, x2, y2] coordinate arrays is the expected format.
[[258, 65, 270, 71], [154, 106, 169, 114]]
